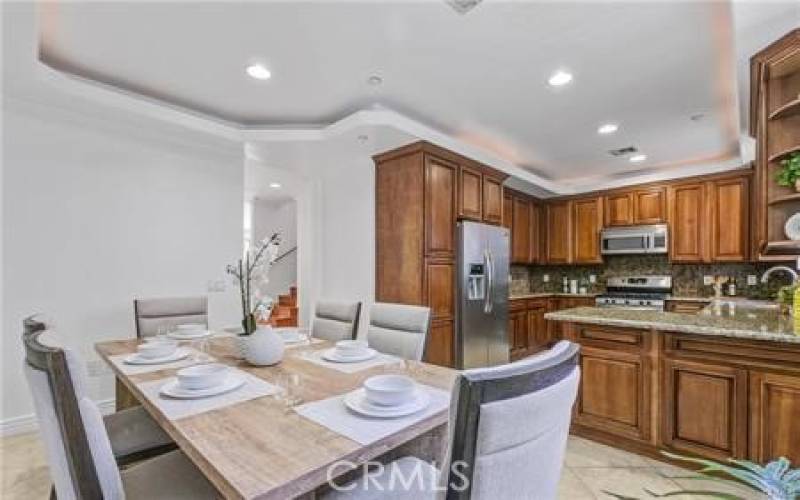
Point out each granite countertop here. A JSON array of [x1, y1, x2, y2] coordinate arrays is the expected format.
[[545, 303, 800, 344], [510, 292, 599, 300]]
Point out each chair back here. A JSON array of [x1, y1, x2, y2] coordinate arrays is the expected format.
[[22, 317, 123, 500], [310, 300, 362, 342], [133, 296, 208, 337], [366, 302, 430, 361], [443, 340, 580, 500]]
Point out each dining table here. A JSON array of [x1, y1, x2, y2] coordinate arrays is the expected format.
[[95, 333, 458, 500]]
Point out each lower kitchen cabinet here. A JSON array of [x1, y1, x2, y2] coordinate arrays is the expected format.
[[749, 371, 800, 464], [662, 359, 748, 460], [424, 319, 454, 367], [508, 300, 529, 361], [561, 321, 800, 465]]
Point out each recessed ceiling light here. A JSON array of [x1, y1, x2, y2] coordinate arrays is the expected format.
[[598, 123, 619, 135], [246, 63, 271, 80], [269, 182, 281, 189], [548, 70, 573, 87], [367, 75, 383, 86], [629, 154, 647, 163]]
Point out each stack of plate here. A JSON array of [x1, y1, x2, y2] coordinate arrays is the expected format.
[[167, 324, 211, 341], [125, 339, 188, 365], [160, 364, 245, 399], [344, 374, 429, 418]]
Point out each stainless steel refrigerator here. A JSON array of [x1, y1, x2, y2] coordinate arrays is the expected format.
[[455, 221, 510, 369]]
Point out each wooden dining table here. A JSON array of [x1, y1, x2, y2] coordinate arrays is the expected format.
[[95, 335, 458, 500]]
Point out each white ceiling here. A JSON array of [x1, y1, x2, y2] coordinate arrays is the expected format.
[[36, 0, 769, 183]]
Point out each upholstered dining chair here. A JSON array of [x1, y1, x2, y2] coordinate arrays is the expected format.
[[23, 317, 217, 500], [133, 296, 208, 338], [310, 300, 362, 342], [323, 340, 581, 500], [366, 303, 431, 361]]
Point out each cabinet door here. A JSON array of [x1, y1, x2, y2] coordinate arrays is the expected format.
[[482, 176, 503, 225], [604, 192, 634, 226], [633, 188, 666, 224], [709, 177, 749, 262], [458, 164, 483, 221], [529, 203, 540, 264], [509, 310, 529, 361], [425, 259, 454, 321], [502, 193, 513, 229], [424, 155, 457, 257], [425, 320, 454, 367], [511, 196, 531, 264], [573, 197, 603, 264], [527, 300, 549, 352], [750, 371, 800, 464], [546, 201, 572, 263], [574, 346, 652, 442], [662, 359, 747, 460], [668, 182, 707, 262]]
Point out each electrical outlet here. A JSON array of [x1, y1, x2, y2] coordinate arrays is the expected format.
[[703, 275, 714, 286], [589, 274, 597, 284], [543, 274, 550, 283], [747, 275, 758, 286]]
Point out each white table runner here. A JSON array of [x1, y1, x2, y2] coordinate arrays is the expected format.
[[108, 348, 213, 375], [136, 369, 279, 420], [294, 384, 450, 445], [295, 349, 402, 374]]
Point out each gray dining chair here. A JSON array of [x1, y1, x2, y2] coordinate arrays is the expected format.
[[366, 302, 431, 361], [133, 296, 208, 338], [323, 340, 581, 500], [310, 300, 362, 342], [22, 317, 217, 500]]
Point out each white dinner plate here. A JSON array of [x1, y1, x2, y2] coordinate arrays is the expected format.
[[124, 348, 191, 365], [168, 330, 211, 340], [321, 348, 378, 363], [159, 374, 246, 399], [344, 388, 429, 418], [785, 212, 800, 241]]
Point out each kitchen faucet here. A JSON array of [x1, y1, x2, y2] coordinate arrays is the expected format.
[[760, 265, 800, 284]]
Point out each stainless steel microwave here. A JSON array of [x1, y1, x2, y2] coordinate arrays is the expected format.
[[600, 224, 668, 255]]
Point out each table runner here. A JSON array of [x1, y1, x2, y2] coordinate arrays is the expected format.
[[294, 384, 450, 445]]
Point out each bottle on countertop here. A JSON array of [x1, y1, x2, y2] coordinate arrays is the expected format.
[[562, 276, 569, 294], [728, 276, 737, 296]]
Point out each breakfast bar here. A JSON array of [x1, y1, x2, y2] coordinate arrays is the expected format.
[[95, 335, 457, 500], [546, 301, 800, 467]]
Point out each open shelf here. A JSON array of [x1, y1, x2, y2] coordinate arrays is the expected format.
[[768, 192, 800, 205], [764, 240, 800, 255], [769, 97, 800, 120], [768, 144, 800, 163], [770, 49, 800, 79]]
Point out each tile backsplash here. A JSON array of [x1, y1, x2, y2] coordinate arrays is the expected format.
[[512, 255, 788, 299]]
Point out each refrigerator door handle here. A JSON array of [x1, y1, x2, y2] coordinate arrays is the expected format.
[[484, 248, 494, 314]]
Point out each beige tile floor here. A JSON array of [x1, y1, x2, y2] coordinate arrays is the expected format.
[[1, 432, 764, 499]]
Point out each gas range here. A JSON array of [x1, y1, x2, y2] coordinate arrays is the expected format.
[[595, 276, 672, 311]]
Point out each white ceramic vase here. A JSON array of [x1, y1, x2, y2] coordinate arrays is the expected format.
[[243, 325, 284, 366]]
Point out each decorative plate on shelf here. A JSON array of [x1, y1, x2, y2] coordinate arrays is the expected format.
[[784, 213, 800, 240]]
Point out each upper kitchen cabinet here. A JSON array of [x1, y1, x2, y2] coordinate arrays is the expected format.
[[604, 187, 666, 227], [425, 155, 458, 257], [545, 200, 572, 264], [572, 196, 603, 264], [667, 172, 751, 263], [750, 29, 800, 260], [457, 161, 507, 225], [511, 193, 532, 264]]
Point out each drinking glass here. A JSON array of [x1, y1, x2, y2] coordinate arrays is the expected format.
[[278, 373, 303, 409]]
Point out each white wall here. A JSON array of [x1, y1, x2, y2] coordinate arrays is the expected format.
[[2, 100, 243, 428], [252, 198, 297, 299]]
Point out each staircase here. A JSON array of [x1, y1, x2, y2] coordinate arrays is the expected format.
[[266, 286, 298, 327]]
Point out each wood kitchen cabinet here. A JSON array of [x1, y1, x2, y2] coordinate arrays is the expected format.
[[508, 299, 529, 361], [572, 197, 603, 264], [546, 201, 572, 264], [375, 141, 508, 368], [511, 195, 532, 264], [750, 371, 800, 464], [604, 188, 666, 227], [528, 203, 541, 264], [502, 192, 513, 229], [662, 359, 748, 460], [668, 172, 751, 263], [664, 299, 710, 314]]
